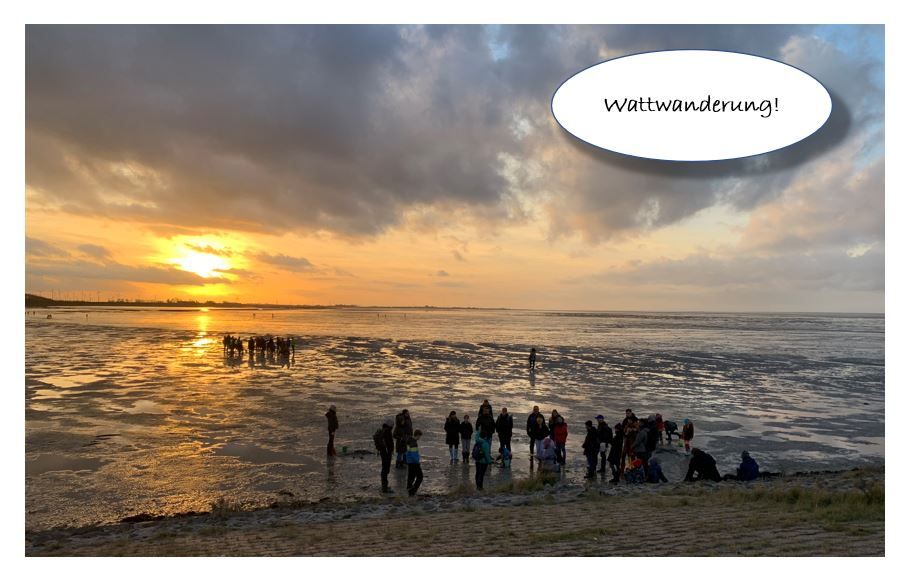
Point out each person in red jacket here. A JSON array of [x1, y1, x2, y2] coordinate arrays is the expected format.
[[552, 416, 568, 465], [682, 418, 695, 454]]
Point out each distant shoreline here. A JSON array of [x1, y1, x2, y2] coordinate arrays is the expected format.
[[24, 295, 884, 316]]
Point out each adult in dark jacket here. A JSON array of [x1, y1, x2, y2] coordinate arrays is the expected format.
[[459, 415, 474, 463], [393, 409, 413, 468], [632, 421, 650, 466], [737, 450, 760, 481], [596, 415, 613, 473], [476, 408, 496, 440], [495, 408, 513, 455], [444, 411, 462, 464], [646, 420, 660, 454], [530, 415, 550, 461], [609, 423, 624, 483], [477, 399, 494, 421], [526, 406, 545, 455], [378, 422, 395, 492], [684, 448, 721, 482], [582, 420, 600, 478], [325, 405, 339, 456]]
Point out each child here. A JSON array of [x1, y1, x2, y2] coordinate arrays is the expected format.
[[624, 457, 646, 484], [538, 435, 558, 473], [405, 429, 424, 496], [459, 414, 474, 463], [663, 419, 679, 443], [682, 419, 694, 454], [646, 457, 668, 483]]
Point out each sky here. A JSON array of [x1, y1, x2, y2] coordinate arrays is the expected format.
[[24, 24, 885, 311]]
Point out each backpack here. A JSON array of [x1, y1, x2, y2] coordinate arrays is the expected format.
[[373, 429, 386, 452], [471, 441, 483, 461]]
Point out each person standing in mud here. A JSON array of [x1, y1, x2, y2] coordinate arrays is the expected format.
[[377, 421, 395, 493], [526, 405, 545, 456], [582, 420, 600, 478], [459, 414, 474, 463], [530, 415, 550, 462], [476, 407, 496, 441], [620, 409, 639, 472], [325, 405, 339, 456], [552, 415, 568, 466], [495, 407, 513, 461], [529, 347, 537, 370], [394, 409, 413, 468], [444, 411, 461, 464], [609, 423, 624, 483], [477, 399, 493, 420], [405, 429, 424, 496], [596, 415, 612, 473], [474, 428, 494, 490], [682, 419, 695, 454]]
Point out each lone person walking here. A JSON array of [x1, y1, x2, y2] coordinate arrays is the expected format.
[[325, 405, 339, 456]]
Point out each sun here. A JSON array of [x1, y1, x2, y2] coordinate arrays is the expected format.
[[159, 236, 238, 279], [173, 250, 229, 278]]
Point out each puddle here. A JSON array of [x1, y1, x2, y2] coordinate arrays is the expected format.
[[213, 442, 320, 468], [26, 454, 105, 477], [42, 374, 105, 388]]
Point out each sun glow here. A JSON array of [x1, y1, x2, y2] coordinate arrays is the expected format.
[[173, 250, 229, 278], [159, 236, 240, 279]]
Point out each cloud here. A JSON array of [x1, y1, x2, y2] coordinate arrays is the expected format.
[[25, 236, 69, 257], [252, 251, 314, 272], [25, 25, 883, 245], [186, 243, 234, 257], [583, 248, 884, 293], [435, 270, 449, 277], [27, 259, 230, 286], [77, 243, 112, 261]]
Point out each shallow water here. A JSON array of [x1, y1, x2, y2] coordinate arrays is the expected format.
[[25, 308, 884, 530]]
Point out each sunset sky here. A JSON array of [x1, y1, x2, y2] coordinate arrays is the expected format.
[[24, 25, 885, 311]]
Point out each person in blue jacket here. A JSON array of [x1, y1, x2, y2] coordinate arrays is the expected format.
[[474, 429, 494, 490], [737, 450, 760, 481], [405, 430, 424, 496]]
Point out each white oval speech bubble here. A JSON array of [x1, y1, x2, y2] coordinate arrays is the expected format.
[[551, 50, 833, 162]]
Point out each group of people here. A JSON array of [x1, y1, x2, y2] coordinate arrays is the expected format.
[[324, 400, 765, 498], [222, 334, 295, 358]]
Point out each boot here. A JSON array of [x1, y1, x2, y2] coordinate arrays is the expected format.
[[598, 453, 607, 473], [462, 451, 469, 463]]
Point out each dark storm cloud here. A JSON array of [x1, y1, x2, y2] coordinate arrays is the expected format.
[[26, 25, 883, 247]]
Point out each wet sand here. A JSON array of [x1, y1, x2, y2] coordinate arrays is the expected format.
[[26, 467, 884, 557], [26, 310, 884, 531]]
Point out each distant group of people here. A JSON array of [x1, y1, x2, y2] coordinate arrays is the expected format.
[[222, 334, 295, 358]]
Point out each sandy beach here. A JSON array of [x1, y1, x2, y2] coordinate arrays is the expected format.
[[26, 466, 883, 557]]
